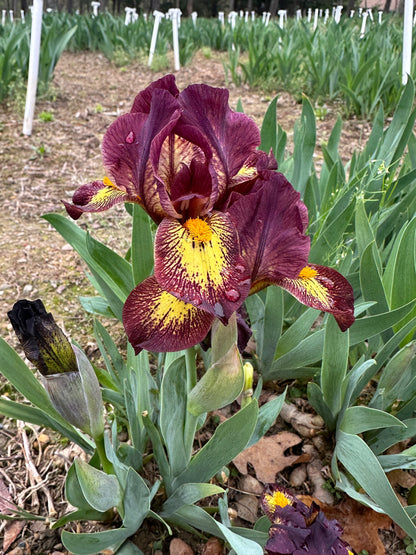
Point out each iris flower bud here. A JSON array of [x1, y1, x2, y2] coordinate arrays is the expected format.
[[8, 299, 103, 438], [8, 299, 77, 376]]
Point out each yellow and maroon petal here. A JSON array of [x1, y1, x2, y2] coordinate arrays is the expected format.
[[154, 212, 251, 321], [122, 276, 214, 353], [275, 264, 355, 331], [63, 178, 138, 220]]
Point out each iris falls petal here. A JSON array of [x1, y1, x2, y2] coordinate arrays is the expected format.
[[154, 212, 251, 321], [63, 178, 137, 220], [275, 264, 355, 331], [123, 276, 215, 353]]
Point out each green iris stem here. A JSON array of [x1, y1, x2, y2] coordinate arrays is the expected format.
[[94, 431, 115, 475], [184, 346, 198, 463]]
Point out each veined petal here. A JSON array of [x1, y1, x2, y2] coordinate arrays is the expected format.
[[154, 212, 251, 321], [63, 178, 137, 220], [228, 150, 278, 192], [178, 84, 260, 197], [130, 74, 179, 114], [275, 264, 355, 331], [123, 276, 214, 353], [102, 89, 183, 222], [227, 173, 310, 285]]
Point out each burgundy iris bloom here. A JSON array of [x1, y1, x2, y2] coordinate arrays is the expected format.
[[261, 484, 354, 555], [64, 75, 355, 353]]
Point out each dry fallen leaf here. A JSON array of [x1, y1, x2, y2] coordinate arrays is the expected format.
[[233, 432, 303, 483], [3, 520, 25, 554], [299, 495, 392, 555]]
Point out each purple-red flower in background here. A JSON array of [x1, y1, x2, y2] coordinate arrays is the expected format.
[[64, 75, 355, 353], [261, 484, 355, 555]]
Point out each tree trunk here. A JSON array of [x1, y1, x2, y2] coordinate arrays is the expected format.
[[187, 0, 193, 16], [383, 0, 392, 11], [269, 0, 278, 16]]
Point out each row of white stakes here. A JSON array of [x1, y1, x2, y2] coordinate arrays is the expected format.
[[21, 0, 414, 135], [5, 5, 416, 27]]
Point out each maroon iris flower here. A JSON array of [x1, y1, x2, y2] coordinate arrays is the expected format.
[[64, 75, 355, 353], [261, 484, 355, 555]]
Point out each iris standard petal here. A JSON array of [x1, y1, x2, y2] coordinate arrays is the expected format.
[[154, 212, 251, 321], [130, 74, 179, 114], [227, 173, 310, 287], [122, 276, 215, 353], [63, 178, 137, 220], [178, 83, 260, 197], [275, 264, 355, 331], [102, 88, 183, 222]]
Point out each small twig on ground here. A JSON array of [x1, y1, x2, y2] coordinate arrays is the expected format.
[[17, 421, 57, 517]]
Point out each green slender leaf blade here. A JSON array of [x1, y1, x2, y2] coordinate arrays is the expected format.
[[340, 406, 406, 434], [75, 459, 122, 512], [246, 389, 286, 448], [174, 400, 258, 488], [62, 528, 132, 555], [160, 356, 187, 478], [161, 483, 224, 517], [131, 204, 154, 285], [336, 431, 416, 540], [321, 317, 349, 416], [259, 95, 278, 156], [349, 300, 416, 345]]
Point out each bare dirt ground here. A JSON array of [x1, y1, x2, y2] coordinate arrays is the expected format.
[[1, 50, 400, 555]]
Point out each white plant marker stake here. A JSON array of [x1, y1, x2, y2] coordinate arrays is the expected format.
[[367, 8, 373, 21], [402, 0, 414, 84], [21, 9, 25, 22], [229, 11, 237, 29], [172, 8, 180, 71], [413, 9, 416, 25], [296, 9, 302, 20], [278, 10, 286, 29], [324, 9, 329, 24], [148, 10, 164, 66], [9, 10, 13, 22], [334, 5, 342, 23], [191, 11, 197, 26], [313, 8, 319, 30], [307, 8, 312, 22], [91, 1, 100, 17], [378, 10, 383, 24], [319, 9, 323, 17], [264, 11, 271, 26], [251, 11, 255, 21], [358, 7, 363, 16], [143, 13, 147, 21], [132, 8, 138, 22], [23, 0, 43, 136], [350, 10, 355, 17], [124, 7, 133, 25], [218, 11, 224, 25], [245, 11, 249, 23], [2, 10, 6, 25], [360, 10, 369, 37]]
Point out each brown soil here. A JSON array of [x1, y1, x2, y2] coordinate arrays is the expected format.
[[0, 50, 388, 555]]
